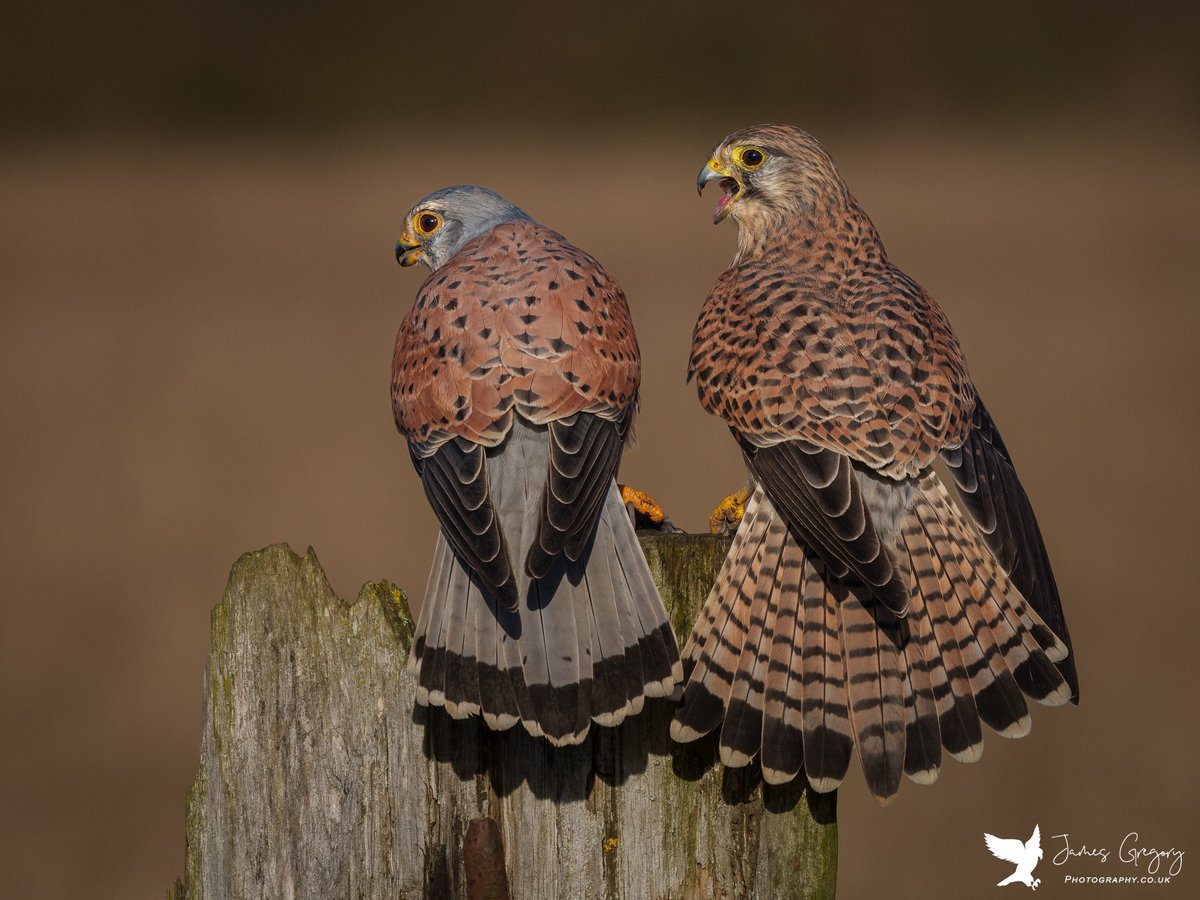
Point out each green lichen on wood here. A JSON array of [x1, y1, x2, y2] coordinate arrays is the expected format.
[[208, 598, 234, 746], [761, 785, 839, 899], [173, 774, 204, 900], [637, 531, 732, 636], [175, 537, 836, 899], [363, 580, 414, 650]]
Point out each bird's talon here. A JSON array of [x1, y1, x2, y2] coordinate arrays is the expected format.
[[618, 483, 674, 531], [708, 485, 752, 534]]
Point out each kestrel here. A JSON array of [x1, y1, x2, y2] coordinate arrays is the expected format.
[[673, 126, 1078, 803], [392, 186, 681, 746]]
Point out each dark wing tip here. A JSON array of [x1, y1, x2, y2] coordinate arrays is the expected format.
[[943, 397, 1080, 701], [496, 576, 520, 612]]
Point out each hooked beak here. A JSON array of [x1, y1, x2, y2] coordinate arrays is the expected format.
[[395, 232, 422, 267], [697, 158, 741, 225]]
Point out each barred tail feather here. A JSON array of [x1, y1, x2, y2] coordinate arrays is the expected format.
[[919, 505, 1030, 739], [919, 475, 1070, 709], [499, 590, 541, 737], [522, 576, 580, 745], [903, 513, 985, 764], [917, 506, 1029, 740], [719, 515, 786, 766], [799, 559, 854, 793], [673, 470, 1073, 804], [942, 398, 1079, 700], [927, 477, 1070, 706], [611, 511, 684, 696], [579, 533, 635, 728], [473, 565, 520, 731], [898, 617, 942, 785], [759, 535, 806, 785], [591, 512, 647, 722], [672, 487, 856, 794], [671, 489, 770, 743], [414, 537, 454, 708], [442, 569, 481, 721], [838, 591, 906, 803], [410, 417, 680, 746]]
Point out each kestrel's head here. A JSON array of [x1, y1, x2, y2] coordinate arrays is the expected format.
[[396, 185, 532, 271], [697, 125, 850, 234]]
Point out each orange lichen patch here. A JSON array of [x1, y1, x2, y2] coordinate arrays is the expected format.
[[708, 485, 752, 534], [618, 484, 665, 525], [602, 836, 618, 854]]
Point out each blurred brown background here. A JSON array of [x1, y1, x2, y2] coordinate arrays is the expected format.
[[2, 1, 1198, 897]]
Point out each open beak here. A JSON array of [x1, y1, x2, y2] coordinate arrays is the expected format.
[[395, 232, 422, 267], [697, 159, 741, 225]]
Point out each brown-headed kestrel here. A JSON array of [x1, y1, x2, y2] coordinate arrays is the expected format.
[[673, 125, 1078, 803], [392, 186, 681, 745]]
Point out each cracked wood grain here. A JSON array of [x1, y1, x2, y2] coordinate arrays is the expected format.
[[171, 536, 836, 900]]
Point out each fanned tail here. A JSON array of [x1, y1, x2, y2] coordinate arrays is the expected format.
[[411, 418, 681, 745], [943, 397, 1079, 701], [672, 474, 1071, 803], [671, 489, 770, 743]]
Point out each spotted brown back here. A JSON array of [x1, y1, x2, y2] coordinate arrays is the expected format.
[[393, 220, 639, 458], [688, 207, 974, 477]]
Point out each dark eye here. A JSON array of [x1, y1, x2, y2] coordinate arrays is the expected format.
[[741, 148, 764, 167], [416, 212, 441, 235]]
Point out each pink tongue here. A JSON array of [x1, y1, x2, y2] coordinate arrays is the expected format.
[[717, 193, 731, 210]]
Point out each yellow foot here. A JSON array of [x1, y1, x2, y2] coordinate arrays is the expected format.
[[618, 484, 682, 532], [708, 484, 752, 535]]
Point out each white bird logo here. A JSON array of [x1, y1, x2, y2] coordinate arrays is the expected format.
[[984, 825, 1044, 889]]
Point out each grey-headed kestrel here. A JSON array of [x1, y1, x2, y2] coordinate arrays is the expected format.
[[673, 125, 1078, 803], [392, 186, 681, 746]]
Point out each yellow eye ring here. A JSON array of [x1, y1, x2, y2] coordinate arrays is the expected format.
[[733, 146, 766, 170], [415, 211, 442, 235]]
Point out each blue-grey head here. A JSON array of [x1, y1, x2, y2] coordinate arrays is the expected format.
[[395, 185, 533, 271]]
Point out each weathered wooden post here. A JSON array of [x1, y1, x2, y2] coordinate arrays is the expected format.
[[171, 535, 837, 899]]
